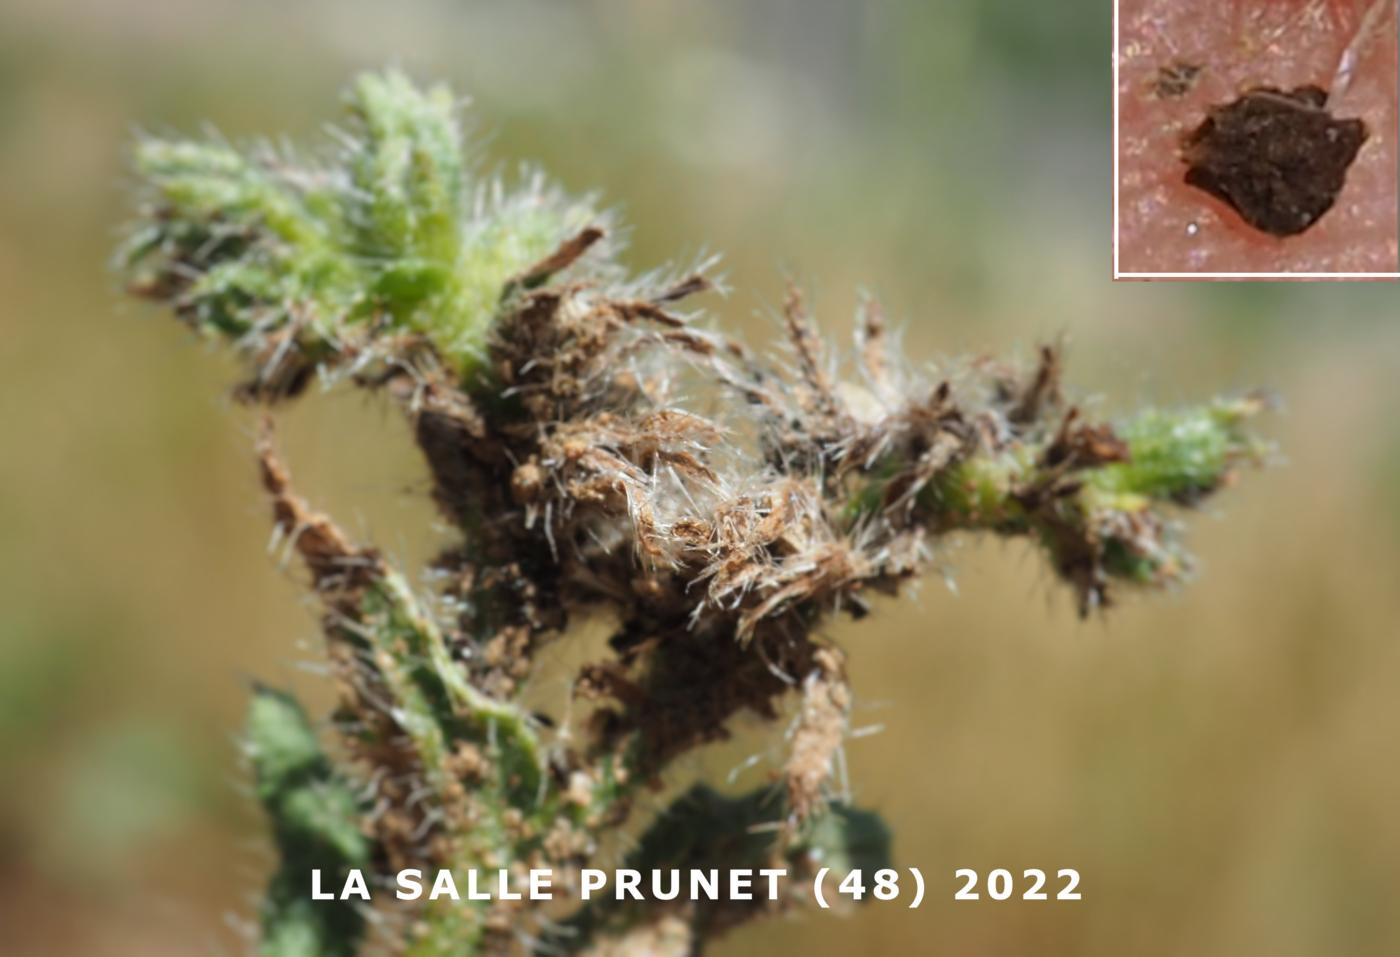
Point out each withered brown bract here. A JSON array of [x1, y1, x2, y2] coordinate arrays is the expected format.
[[1181, 85, 1367, 237]]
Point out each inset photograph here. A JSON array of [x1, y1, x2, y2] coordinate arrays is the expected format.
[[1115, 0, 1400, 278]]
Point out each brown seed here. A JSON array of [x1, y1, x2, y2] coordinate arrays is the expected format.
[[510, 461, 544, 505], [1180, 85, 1367, 237], [1152, 61, 1202, 99]]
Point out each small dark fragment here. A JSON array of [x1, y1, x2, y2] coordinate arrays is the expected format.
[[1181, 85, 1367, 237], [1153, 61, 1202, 99]]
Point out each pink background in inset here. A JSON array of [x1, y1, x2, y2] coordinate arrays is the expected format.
[[1118, 0, 1399, 273]]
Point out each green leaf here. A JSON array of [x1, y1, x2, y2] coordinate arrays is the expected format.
[[248, 686, 372, 957]]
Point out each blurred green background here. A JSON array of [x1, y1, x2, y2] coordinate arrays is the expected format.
[[3, 1, 1399, 954]]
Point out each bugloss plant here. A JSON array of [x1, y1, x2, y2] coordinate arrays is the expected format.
[[120, 70, 1270, 956]]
